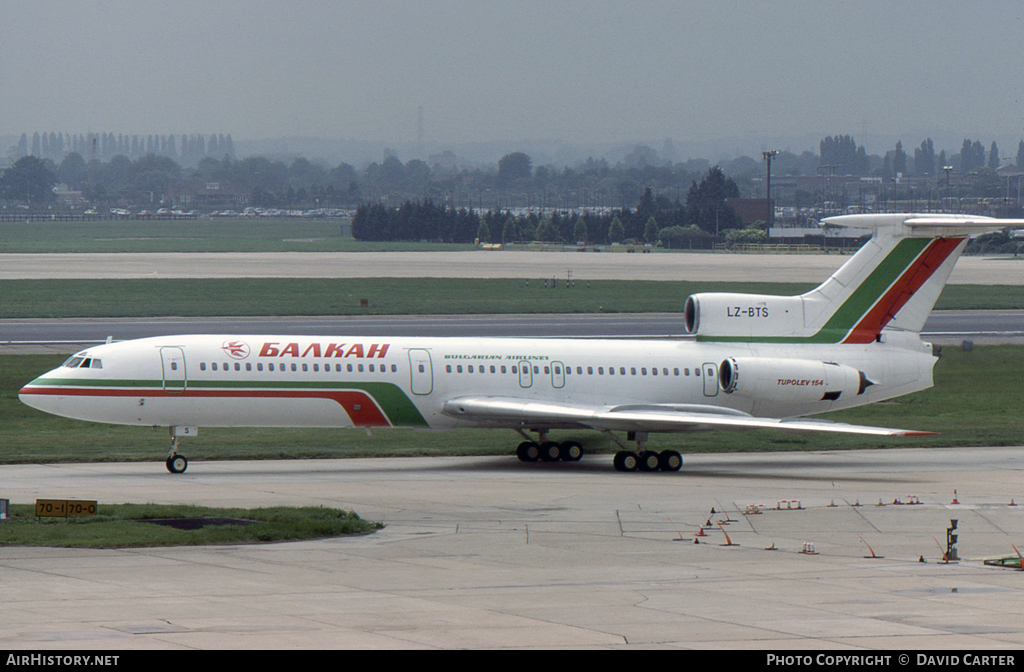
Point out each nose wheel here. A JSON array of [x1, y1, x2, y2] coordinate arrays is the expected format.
[[166, 454, 189, 474], [166, 430, 190, 474]]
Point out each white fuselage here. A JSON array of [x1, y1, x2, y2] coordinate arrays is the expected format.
[[19, 332, 937, 431]]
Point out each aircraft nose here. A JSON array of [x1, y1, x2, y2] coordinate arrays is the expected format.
[[18, 373, 55, 411]]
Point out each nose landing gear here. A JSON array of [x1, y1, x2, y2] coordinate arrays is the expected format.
[[166, 426, 196, 474]]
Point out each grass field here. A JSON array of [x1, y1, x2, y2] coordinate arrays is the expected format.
[[0, 219, 470, 253], [4, 346, 1022, 467], [0, 504, 381, 548], [2, 278, 1023, 318]]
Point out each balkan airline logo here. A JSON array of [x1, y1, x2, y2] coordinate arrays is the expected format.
[[258, 342, 390, 358], [222, 340, 251, 359]]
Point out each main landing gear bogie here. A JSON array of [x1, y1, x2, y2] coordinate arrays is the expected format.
[[613, 449, 682, 473], [516, 440, 584, 463], [606, 430, 682, 473]]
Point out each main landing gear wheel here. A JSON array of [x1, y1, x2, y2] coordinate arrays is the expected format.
[[659, 450, 683, 472], [561, 441, 584, 462], [166, 454, 188, 474], [517, 441, 541, 462], [638, 450, 661, 472], [613, 451, 639, 472], [539, 441, 562, 462]]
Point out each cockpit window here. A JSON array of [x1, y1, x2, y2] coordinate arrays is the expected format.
[[90, 359, 103, 369], [63, 357, 85, 368]]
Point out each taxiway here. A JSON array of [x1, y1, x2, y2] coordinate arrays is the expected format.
[[3, 448, 1024, 649]]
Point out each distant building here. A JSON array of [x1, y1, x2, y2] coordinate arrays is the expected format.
[[167, 179, 249, 209], [52, 183, 85, 208], [428, 150, 458, 174], [724, 198, 771, 225]]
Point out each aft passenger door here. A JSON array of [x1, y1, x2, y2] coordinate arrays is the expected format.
[[408, 349, 433, 395], [702, 362, 718, 397], [160, 347, 186, 393]]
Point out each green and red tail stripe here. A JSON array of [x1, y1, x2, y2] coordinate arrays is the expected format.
[[841, 236, 965, 344]]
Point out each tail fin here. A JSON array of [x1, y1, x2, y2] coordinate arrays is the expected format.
[[685, 214, 1020, 344]]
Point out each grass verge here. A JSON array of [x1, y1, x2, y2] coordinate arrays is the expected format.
[[0, 504, 381, 548], [4, 347, 1023, 466], [0, 219, 465, 254], [2, 278, 1022, 318]]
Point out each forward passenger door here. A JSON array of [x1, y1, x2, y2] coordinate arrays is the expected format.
[[160, 347, 186, 393]]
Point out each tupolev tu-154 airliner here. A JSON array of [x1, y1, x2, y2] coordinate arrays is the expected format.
[[19, 213, 1022, 474]]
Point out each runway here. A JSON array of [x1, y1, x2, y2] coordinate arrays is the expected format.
[[2, 311, 1021, 353], [1, 251, 1022, 284], [3, 449, 1024, 649]]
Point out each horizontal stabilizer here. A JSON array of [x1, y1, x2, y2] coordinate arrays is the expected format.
[[823, 213, 1024, 237], [442, 396, 935, 437]]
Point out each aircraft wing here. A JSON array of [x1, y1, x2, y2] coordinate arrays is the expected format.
[[441, 396, 936, 437]]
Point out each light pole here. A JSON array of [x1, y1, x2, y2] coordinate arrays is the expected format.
[[763, 150, 779, 225], [943, 166, 954, 212]]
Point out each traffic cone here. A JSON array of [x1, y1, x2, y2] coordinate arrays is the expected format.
[[951, 490, 959, 505]]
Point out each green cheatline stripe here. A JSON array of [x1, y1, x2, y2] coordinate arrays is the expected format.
[[25, 377, 429, 427], [696, 238, 932, 344]]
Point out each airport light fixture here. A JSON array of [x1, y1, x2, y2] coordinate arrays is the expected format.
[[763, 150, 779, 224], [943, 166, 954, 212]]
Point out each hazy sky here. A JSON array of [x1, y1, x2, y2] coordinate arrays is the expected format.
[[2, 0, 1023, 156]]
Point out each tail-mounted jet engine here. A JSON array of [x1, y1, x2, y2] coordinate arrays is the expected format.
[[684, 293, 807, 339], [718, 356, 872, 404]]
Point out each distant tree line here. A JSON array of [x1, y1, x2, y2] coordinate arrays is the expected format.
[[11, 131, 234, 167], [4, 130, 1024, 213], [351, 169, 744, 247]]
